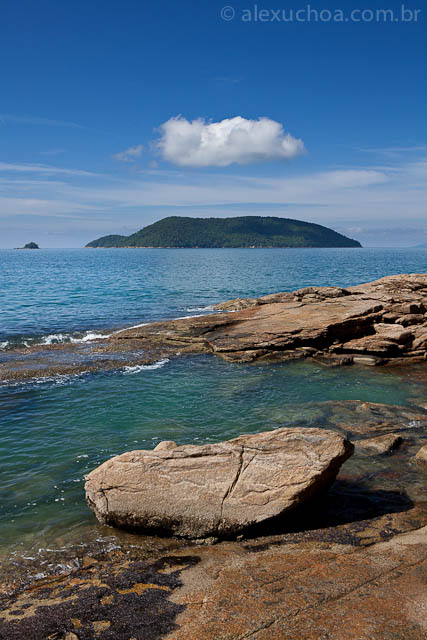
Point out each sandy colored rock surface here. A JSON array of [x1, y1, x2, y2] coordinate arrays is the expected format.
[[355, 432, 403, 455], [415, 444, 427, 465], [85, 428, 353, 538], [163, 525, 427, 640]]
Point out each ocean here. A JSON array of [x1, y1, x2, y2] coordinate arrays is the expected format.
[[0, 247, 426, 573]]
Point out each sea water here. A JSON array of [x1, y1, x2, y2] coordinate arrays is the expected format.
[[0, 247, 426, 563]]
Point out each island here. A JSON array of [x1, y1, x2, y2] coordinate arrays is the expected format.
[[85, 215, 362, 248], [15, 242, 40, 250]]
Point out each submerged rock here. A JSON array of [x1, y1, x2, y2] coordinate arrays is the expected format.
[[355, 433, 403, 455], [85, 428, 353, 538]]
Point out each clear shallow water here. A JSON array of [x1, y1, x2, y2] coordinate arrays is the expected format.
[[0, 247, 426, 564], [0, 356, 425, 557]]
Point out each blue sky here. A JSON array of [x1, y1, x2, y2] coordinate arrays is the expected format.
[[0, 0, 426, 247]]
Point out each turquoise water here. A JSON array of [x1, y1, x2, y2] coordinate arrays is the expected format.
[[0, 357, 423, 554], [0, 247, 426, 559]]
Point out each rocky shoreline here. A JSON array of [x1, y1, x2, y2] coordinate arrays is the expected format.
[[110, 273, 427, 366], [1, 395, 427, 640], [1, 273, 426, 383], [0, 400, 426, 638], [0, 274, 426, 639]]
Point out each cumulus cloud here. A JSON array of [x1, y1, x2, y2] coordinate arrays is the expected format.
[[157, 116, 305, 167], [113, 144, 143, 163]]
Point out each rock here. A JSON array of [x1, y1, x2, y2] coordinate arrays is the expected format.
[[213, 297, 259, 311], [373, 323, 413, 343], [354, 433, 403, 455], [338, 335, 399, 356], [415, 444, 427, 465], [401, 302, 425, 314], [395, 314, 425, 326], [85, 428, 353, 539], [313, 354, 354, 366], [412, 331, 427, 350], [381, 312, 402, 323], [2, 525, 427, 640], [352, 355, 383, 366], [293, 286, 350, 300], [154, 440, 178, 451], [112, 274, 426, 365]]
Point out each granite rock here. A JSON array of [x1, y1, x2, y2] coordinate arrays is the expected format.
[[85, 428, 353, 538]]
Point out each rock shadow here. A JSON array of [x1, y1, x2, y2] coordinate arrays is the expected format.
[[244, 478, 414, 545], [0, 554, 200, 640]]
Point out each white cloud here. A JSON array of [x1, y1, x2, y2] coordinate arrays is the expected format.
[[0, 162, 97, 177], [157, 116, 305, 167], [113, 144, 144, 162]]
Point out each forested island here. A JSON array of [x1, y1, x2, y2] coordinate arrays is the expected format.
[[86, 216, 362, 248]]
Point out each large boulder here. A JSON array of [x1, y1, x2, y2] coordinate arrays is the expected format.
[[85, 428, 353, 538]]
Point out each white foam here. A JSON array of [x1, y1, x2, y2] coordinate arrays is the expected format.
[[11, 330, 113, 349], [40, 333, 70, 345], [0, 341, 9, 350], [33, 373, 82, 386], [71, 331, 112, 343], [186, 305, 215, 312], [122, 358, 169, 374], [41, 331, 112, 344]]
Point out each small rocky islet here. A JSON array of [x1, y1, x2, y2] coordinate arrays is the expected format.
[[14, 241, 40, 250], [0, 273, 426, 639]]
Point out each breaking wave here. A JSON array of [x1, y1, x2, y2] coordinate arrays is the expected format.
[[122, 359, 170, 375]]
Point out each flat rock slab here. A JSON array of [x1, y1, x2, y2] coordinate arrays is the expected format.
[[2, 524, 426, 640], [164, 525, 427, 640], [85, 428, 353, 538]]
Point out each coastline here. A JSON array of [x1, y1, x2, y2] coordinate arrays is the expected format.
[[0, 274, 426, 638], [1, 390, 426, 637], [1, 273, 426, 384]]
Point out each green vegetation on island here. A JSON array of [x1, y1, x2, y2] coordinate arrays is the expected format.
[[15, 242, 40, 249], [86, 216, 362, 249]]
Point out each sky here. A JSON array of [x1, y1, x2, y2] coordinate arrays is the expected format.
[[0, 0, 426, 248]]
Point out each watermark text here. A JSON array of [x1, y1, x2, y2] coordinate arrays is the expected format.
[[220, 4, 422, 23]]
